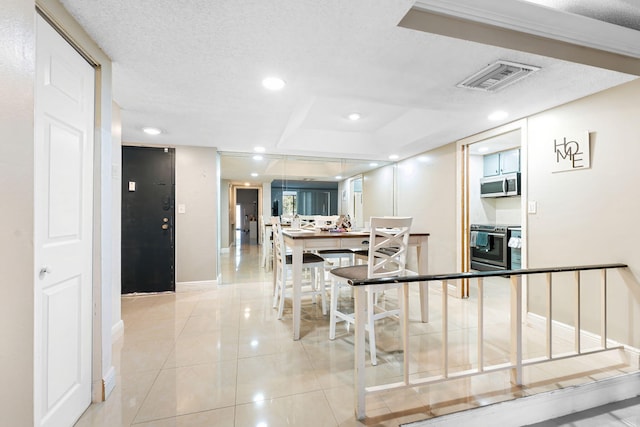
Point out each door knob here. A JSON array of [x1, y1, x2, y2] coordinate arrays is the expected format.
[[39, 267, 51, 278], [161, 224, 169, 230], [163, 217, 169, 222]]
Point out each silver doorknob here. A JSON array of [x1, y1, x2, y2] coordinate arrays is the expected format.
[[161, 224, 169, 230]]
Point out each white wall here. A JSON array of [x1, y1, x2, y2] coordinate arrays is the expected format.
[[175, 146, 219, 283], [0, 0, 35, 422], [526, 78, 640, 347], [111, 102, 123, 339], [469, 154, 495, 225]]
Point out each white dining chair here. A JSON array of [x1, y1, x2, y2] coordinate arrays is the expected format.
[[272, 221, 327, 319], [328, 216, 413, 365]]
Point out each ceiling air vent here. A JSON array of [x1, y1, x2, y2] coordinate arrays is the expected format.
[[457, 60, 540, 92]]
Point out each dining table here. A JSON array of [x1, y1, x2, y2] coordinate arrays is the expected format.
[[280, 228, 430, 340]]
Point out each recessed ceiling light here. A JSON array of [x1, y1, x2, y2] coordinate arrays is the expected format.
[[244, 182, 250, 186], [478, 147, 489, 153], [389, 154, 399, 160], [253, 155, 263, 161], [369, 162, 378, 167], [348, 113, 361, 121], [262, 77, 286, 91], [254, 146, 265, 153], [251, 173, 258, 177], [142, 127, 161, 135], [335, 175, 342, 180], [488, 110, 509, 121]]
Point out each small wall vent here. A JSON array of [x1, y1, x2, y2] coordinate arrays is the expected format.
[[457, 60, 540, 92]]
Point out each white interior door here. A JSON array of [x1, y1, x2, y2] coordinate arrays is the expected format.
[[34, 15, 95, 427]]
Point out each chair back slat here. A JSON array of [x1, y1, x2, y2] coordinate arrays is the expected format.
[[366, 217, 412, 279], [272, 221, 285, 268]]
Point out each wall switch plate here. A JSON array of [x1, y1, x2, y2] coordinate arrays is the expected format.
[[128, 181, 136, 192], [528, 200, 537, 214], [178, 204, 186, 214]]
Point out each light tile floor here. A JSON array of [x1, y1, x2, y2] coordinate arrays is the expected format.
[[75, 238, 638, 426]]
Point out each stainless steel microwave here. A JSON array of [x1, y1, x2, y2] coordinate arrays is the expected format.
[[480, 172, 520, 198]]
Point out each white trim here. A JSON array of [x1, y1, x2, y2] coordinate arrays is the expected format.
[[527, 312, 640, 364], [176, 279, 217, 287], [411, 0, 640, 59], [111, 319, 124, 342], [404, 371, 640, 426], [102, 366, 116, 400]]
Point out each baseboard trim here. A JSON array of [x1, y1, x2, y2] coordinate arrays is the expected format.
[[111, 319, 124, 342], [176, 279, 217, 288], [404, 372, 640, 426], [527, 312, 640, 365], [103, 366, 116, 400]]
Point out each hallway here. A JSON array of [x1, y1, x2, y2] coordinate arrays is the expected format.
[[75, 242, 638, 426]]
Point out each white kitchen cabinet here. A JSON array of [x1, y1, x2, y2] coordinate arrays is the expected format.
[[483, 148, 520, 176], [500, 148, 520, 174], [483, 153, 500, 176]]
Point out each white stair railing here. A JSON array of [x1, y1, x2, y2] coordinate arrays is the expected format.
[[348, 263, 629, 420]]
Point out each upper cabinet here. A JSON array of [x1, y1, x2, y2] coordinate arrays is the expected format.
[[483, 148, 520, 176], [483, 153, 500, 176], [500, 148, 520, 174]]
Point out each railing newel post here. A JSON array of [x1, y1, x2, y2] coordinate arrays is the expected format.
[[510, 274, 523, 385], [442, 279, 449, 378], [546, 272, 553, 359], [575, 271, 581, 354], [601, 269, 608, 349]]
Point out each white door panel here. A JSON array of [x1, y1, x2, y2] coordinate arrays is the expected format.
[[35, 15, 94, 427]]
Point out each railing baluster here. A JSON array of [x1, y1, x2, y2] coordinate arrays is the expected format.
[[442, 279, 449, 378], [478, 277, 484, 372], [510, 274, 522, 385], [402, 282, 409, 385], [575, 271, 581, 354], [601, 269, 608, 349], [546, 272, 553, 359]]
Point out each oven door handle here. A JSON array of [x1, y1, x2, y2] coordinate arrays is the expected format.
[[485, 232, 506, 237]]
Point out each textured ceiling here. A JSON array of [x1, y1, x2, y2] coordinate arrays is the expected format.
[[523, 0, 640, 31], [58, 0, 639, 182]]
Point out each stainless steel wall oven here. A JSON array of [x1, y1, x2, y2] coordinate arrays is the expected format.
[[470, 224, 511, 271]]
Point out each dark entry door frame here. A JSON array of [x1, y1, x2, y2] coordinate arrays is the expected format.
[[121, 146, 176, 293]]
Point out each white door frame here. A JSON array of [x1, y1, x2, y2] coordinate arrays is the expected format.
[[456, 119, 529, 298], [36, 4, 116, 404]]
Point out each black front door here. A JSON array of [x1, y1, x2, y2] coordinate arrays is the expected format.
[[121, 146, 175, 293]]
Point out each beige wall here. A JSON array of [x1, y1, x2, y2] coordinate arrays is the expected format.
[[175, 146, 219, 283], [526, 78, 640, 347], [220, 179, 231, 249], [0, 0, 36, 422], [360, 79, 640, 349], [362, 165, 395, 219], [396, 144, 458, 274], [361, 144, 458, 274]]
